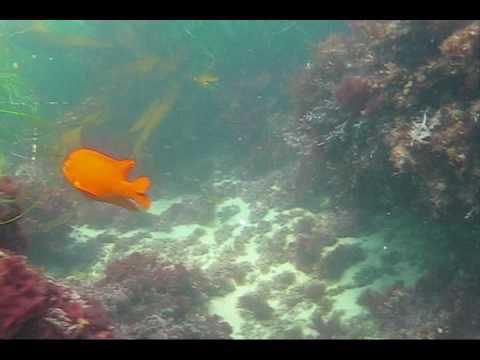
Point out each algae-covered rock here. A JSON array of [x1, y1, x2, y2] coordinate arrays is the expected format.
[[320, 243, 367, 280]]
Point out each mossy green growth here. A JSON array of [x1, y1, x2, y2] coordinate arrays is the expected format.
[[0, 108, 49, 128]]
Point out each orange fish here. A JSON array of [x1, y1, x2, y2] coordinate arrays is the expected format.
[[63, 148, 151, 211]]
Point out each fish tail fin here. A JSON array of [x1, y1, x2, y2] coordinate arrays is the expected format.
[[130, 176, 151, 209], [132, 176, 150, 193]]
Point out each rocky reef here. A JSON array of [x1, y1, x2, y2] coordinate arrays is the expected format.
[[286, 20, 480, 221]]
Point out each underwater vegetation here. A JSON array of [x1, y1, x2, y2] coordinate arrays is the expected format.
[[20, 184, 78, 267], [129, 82, 181, 159], [319, 244, 366, 280], [0, 175, 81, 270], [0, 177, 29, 253], [193, 73, 220, 87], [108, 52, 181, 82], [0, 249, 112, 339], [53, 106, 111, 159], [0, 52, 38, 115], [8, 20, 113, 50], [237, 292, 275, 321], [356, 265, 480, 339], [83, 252, 232, 339]]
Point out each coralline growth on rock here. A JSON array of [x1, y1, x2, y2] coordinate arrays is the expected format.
[[311, 309, 349, 339], [91, 252, 232, 339], [319, 243, 366, 280], [0, 250, 113, 339], [335, 76, 373, 115], [355, 263, 480, 339], [237, 292, 275, 321], [286, 20, 480, 221]]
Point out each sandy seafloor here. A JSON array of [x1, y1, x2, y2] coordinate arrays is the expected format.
[[66, 178, 426, 339]]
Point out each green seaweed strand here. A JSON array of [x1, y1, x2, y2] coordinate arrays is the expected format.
[[0, 194, 44, 225], [0, 108, 45, 123]]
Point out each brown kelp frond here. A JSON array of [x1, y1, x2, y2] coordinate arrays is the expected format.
[[130, 82, 182, 158]]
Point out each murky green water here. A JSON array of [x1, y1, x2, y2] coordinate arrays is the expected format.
[[2, 20, 478, 340]]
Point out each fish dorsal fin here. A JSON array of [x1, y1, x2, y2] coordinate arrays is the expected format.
[[118, 159, 135, 177]]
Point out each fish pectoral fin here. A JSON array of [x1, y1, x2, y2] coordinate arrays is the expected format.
[[78, 189, 101, 200], [75, 182, 100, 197]]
